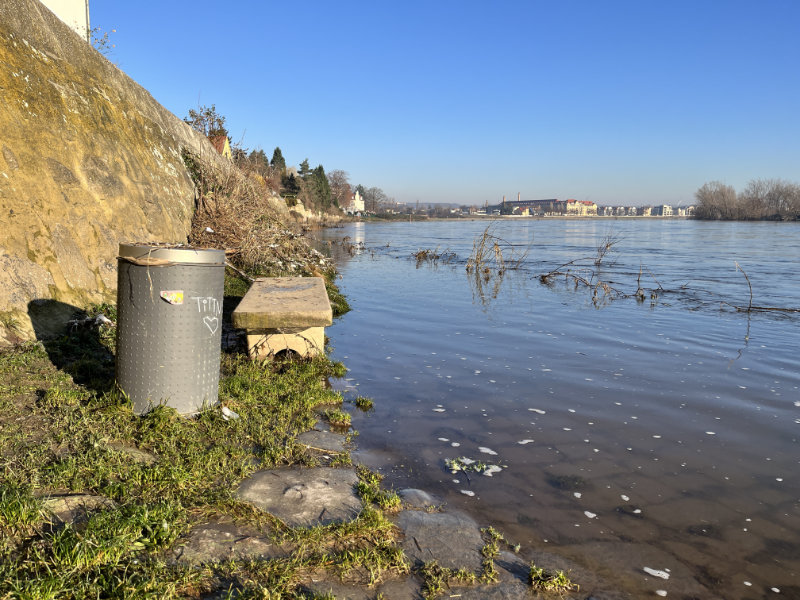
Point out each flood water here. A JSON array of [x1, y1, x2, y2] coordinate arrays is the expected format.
[[319, 219, 799, 599]]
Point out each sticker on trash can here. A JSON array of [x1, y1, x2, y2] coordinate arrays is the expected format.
[[160, 290, 184, 305]]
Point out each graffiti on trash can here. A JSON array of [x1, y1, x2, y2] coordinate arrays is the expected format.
[[191, 296, 222, 335]]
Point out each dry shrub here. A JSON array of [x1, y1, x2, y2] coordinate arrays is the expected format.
[[183, 150, 332, 278]]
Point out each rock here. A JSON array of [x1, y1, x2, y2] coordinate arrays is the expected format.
[[42, 493, 115, 526], [108, 443, 157, 465], [297, 428, 347, 454], [171, 519, 289, 566], [398, 488, 441, 509], [236, 467, 361, 527], [396, 510, 484, 571]]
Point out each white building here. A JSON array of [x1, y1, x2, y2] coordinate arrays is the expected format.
[[40, 0, 90, 42]]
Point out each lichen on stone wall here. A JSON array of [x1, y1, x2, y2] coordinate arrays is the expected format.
[[0, 0, 226, 343]]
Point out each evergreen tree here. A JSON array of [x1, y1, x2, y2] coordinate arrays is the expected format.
[[299, 158, 311, 179], [282, 172, 301, 196], [271, 147, 286, 172], [312, 165, 332, 208]]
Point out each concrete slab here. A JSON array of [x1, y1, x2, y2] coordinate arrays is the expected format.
[[232, 277, 332, 330], [236, 467, 361, 527]]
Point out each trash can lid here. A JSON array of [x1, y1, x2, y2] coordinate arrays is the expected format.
[[119, 243, 225, 266]]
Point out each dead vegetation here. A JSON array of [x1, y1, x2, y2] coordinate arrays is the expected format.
[[182, 150, 333, 279], [538, 231, 625, 306], [463, 223, 531, 305], [413, 246, 456, 267]]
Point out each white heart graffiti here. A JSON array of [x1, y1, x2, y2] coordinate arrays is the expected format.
[[203, 316, 219, 334]]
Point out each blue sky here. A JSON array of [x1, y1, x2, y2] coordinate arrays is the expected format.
[[90, 0, 799, 206]]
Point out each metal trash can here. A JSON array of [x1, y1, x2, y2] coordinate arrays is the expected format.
[[116, 243, 225, 415]]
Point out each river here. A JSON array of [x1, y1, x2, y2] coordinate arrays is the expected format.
[[319, 219, 799, 599]]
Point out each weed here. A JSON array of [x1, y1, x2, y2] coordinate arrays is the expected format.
[[529, 564, 579, 592], [353, 396, 374, 412], [322, 407, 351, 428], [355, 466, 402, 513]]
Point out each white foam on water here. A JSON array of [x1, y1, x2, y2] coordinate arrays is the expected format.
[[706, 431, 716, 435], [529, 408, 546, 414], [451, 442, 460, 447], [568, 408, 576, 413], [621, 495, 630, 501], [643, 567, 670, 580], [744, 581, 752, 586], [432, 408, 445, 413], [483, 465, 503, 476], [563, 427, 572, 431], [438, 438, 449, 442], [574, 492, 582, 499], [584, 511, 596, 519], [653, 435, 662, 439], [479, 447, 498, 455], [460, 490, 475, 497], [517, 439, 535, 445], [771, 588, 780, 593], [656, 591, 667, 597]]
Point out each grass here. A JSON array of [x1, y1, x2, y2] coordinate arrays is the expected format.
[[0, 299, 403, 597]]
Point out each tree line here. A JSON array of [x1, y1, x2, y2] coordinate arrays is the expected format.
[[695, 179, 800, 221], [184, 104, 389, 215]]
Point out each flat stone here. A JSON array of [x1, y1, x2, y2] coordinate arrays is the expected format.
[[297, 429, 347, 454], [396, 509, 484, 571], [236, 467, 361, 527], [108, 443, 158, 465], [171, 519, 289, 566], [232, 277, 332, 330], [42, 494, 115, 525], [398, 488, 442, 509]]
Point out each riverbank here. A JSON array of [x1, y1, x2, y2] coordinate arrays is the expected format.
[[0, 248, 585, 598]]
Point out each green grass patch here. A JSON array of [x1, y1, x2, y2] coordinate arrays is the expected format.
[[0, 298, 416, 597]]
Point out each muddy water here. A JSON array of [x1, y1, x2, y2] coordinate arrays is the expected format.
[[320, 219, 799, 599]]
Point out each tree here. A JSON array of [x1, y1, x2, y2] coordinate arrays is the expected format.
[[184, 104, 228, 138], [282, 172, 301, 196], [298, 158, 312, 179], [740, 179, 800, 220], [363, 187, 387, 213], [327, 170, 351, 208], [271, 147, 286, 173], [694, 181, 739, 220]]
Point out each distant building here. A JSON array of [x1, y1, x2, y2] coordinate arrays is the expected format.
[[652, 205, 673, 216], [40, 0, 90, 42], [565, 199, 598, 216], [344, 190, 364, 214]]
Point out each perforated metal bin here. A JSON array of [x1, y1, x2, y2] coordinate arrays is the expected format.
[[116, 243, 225, 415]]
